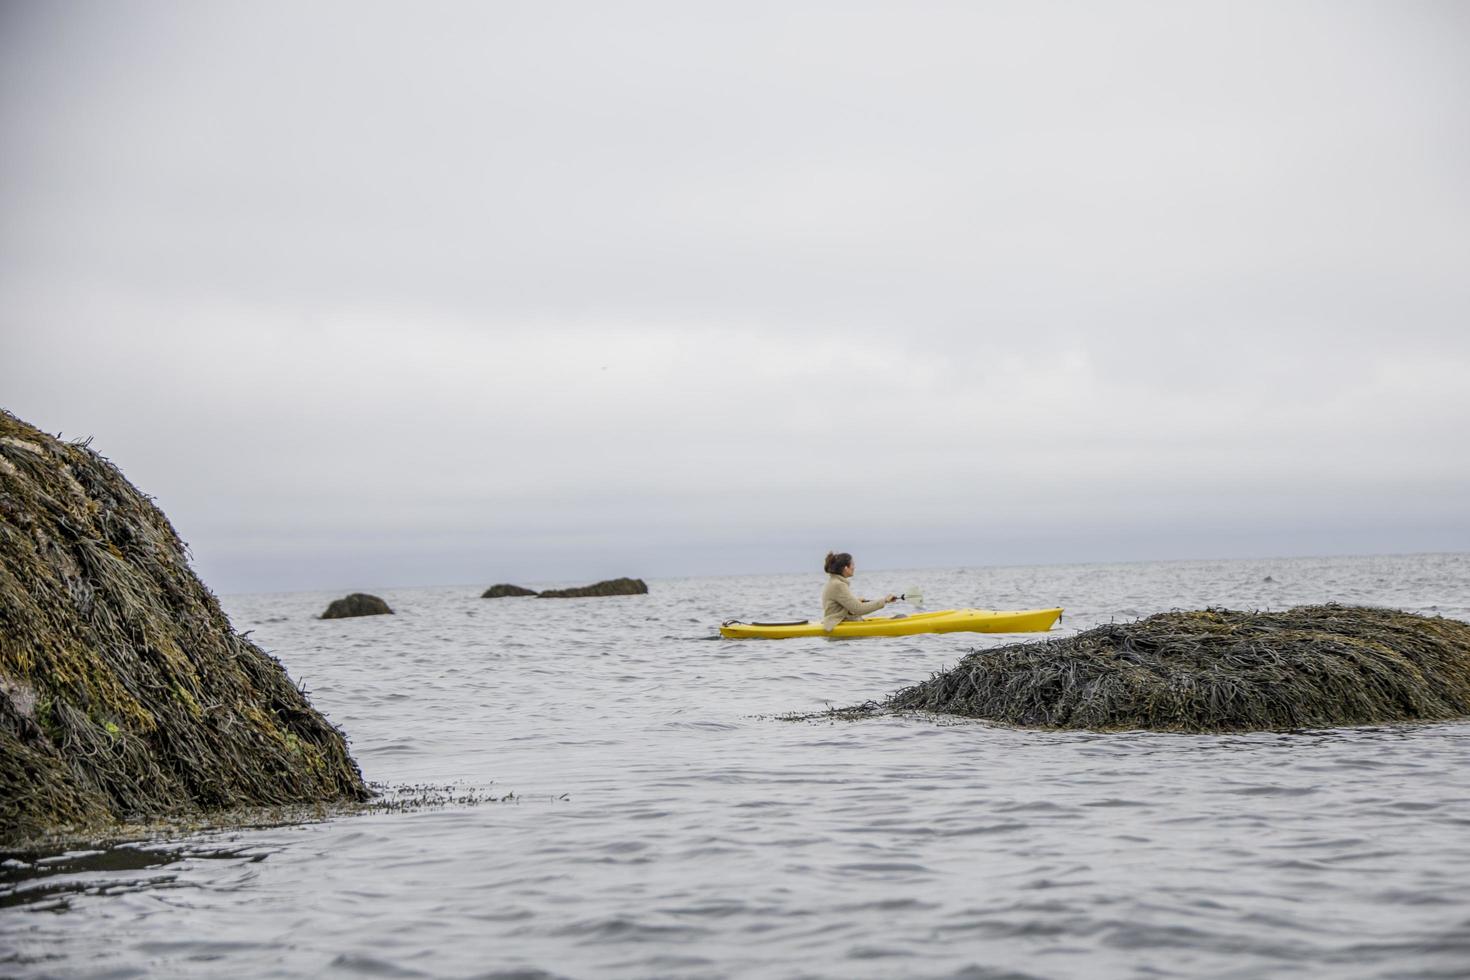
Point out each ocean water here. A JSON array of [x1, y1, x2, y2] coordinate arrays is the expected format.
[[4, 552, 1470, 979]]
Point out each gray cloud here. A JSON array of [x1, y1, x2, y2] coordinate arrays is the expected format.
[[3, 1, 1468, 593]]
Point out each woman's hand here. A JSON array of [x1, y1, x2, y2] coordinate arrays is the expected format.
[[885, 594, 898, 604]]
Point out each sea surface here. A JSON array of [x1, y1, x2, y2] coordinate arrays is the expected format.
[[5, 553, 1470, 979]]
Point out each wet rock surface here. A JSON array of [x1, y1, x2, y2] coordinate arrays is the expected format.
[[884, 604, 1470, 732], [481, 584, 538, 598], [321, 593, 394, 618], [0, 409, 370, 845], [537, 577, 648, 599]]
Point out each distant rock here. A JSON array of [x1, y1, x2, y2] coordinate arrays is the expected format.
[[321, 593, 393, 618], [1263, 576, 1275, 583], [482, 584, 538, 598], [537, 577, 648, 598]]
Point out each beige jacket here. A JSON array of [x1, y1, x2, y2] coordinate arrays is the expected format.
[[821, 573, 887, 632]]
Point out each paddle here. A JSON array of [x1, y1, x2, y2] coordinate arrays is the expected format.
[[895, 588, 924, 606]]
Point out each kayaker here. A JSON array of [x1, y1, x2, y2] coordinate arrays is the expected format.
[[822, 551, 897, 632]]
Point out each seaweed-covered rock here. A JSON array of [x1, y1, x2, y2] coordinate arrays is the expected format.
[[0, 409, 370, 844], [886, 605, 1470, 732], [481, 584, 538, 598], [537, 577, 648, 599], [321, 593, 393, 619]]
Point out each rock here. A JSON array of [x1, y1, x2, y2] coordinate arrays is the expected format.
[[881, 605, 1470, 733], [321, 593, 393, 619], [0, 409, 369, 845], [537, 577, 648, 598], [481, 584, 538, 598]]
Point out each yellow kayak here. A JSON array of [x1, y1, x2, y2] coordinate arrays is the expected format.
[[719, 607, 1063, 639]]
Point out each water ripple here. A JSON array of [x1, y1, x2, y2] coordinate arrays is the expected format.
[[4, 554, 1470, 979]]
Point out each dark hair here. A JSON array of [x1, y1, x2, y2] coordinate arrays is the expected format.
[[824, 551, 853, 575]]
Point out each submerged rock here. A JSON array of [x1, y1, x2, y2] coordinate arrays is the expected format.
[[885, 605, 1470, 733], [0, 409, 370, 845], [537, 577, 648, 598], [481, 584, 538, 598], [321, 593, 393, 619]]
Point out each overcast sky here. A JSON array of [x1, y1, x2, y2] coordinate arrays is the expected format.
[[3, 1, 1468, 594]]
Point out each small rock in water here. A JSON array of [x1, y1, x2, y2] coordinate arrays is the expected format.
[[321, 593, 393, 618], [482, 584, 538, 598], [537, 577, 648, 598]]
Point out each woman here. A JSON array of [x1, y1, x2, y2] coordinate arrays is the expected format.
[[821, 552, 897, 632]]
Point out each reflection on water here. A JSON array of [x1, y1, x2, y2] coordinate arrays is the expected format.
[[1, 842, 270, 913], [3, 553, 1470, 978]]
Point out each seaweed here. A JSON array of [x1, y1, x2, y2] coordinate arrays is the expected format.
[[0, 410, 370, 845], [883, 605, 1470, 732]]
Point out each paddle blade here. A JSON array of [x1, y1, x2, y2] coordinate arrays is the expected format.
[[901, 588, 924, 606]]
